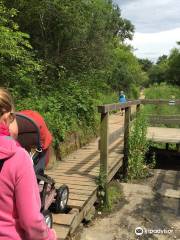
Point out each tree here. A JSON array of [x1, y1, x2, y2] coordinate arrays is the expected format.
[[148, 61, 168, 84], [167, 48, 180, 85], [109, 45, 147, 97], [4, 0, 134, 75], [0, 1, 41, 96], [138, 58, 153, 72], [156, 55, 168, 65]]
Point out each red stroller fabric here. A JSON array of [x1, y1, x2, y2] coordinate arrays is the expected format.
[[20, 110, 52, 150]]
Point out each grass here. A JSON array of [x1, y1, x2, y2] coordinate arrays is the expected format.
[[99, 181, 123, 213], [144, 83, 180, 116]]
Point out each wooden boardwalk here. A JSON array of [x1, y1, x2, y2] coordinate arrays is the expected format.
[[46, 113, 124, 240], [147, 127, 180, 144], [46, 98, 180, 239]]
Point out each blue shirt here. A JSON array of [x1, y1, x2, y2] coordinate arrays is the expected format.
[[119, 94, 126, 103]]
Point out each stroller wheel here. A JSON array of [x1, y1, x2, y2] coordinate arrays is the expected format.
[[50, 185, 69, 213], [42, 210, 53, 228]]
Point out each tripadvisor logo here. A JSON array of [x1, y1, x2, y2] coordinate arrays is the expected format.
[[135, 226, 174, 236], [135, 227, 144, 236]]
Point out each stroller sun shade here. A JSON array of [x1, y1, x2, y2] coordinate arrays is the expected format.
[[15, 113, 42, 152]]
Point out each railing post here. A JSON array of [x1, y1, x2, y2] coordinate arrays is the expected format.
[[99, 112, 109, 206], [123, 106, 131, 178]]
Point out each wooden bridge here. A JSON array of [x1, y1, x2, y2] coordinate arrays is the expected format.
[[142, 99, 180, 150], [46, 99, 180, 240]]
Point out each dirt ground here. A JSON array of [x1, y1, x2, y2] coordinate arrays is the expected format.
[[71, 169, 180, 240]]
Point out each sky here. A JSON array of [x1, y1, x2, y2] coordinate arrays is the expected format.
[[114, 0, 180, 61]]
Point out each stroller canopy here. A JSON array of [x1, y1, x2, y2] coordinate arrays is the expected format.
[[16, 113, 42, 152]]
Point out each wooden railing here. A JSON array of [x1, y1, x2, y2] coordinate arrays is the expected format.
[[98, 98, 180, 205], [142, 99, 180, 125], [146, 115, 180, 125], [141, 99, 180, 105], [98, 100, 141, 205], [142, 98, 180, 152]]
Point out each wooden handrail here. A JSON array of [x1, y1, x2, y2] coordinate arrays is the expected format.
[[141, 99, 180, 105], [98, 98, 180, 205], [98, 100, 141, 114], [146, 114, 180, 125]]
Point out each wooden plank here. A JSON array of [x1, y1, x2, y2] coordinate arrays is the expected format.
[[53, 224, 70, 240], [47, 173, 96, 179], [141, 99, 180, 105], [52, 179, 96, 187], [98, 100, 141, 113], [123, 107, 131, 177], [146, 115, 180, 125], [58, 158, 99, 163], [68, 188, 96, 196], [109, 127, 124, 145], [108, 154, 124, 168], [53, 161, 99, 168], [70, 190, 97, 234], [69, 194, 89, 201], [108, 159, 123, 182], [146, 114, 180, 119], [50, 166, 99, 172], [46, 164, 99, 175], [149, 119, 180, 125], [68, 199, 85, 209], [99, 112, 109, 205], [147, 127, 180, 144], [52, 213, 77, 226], [47, 175, 95, 182], [52, 161, 99, 167], [51, 166, 99, 172], [55, 182, 97, 190]]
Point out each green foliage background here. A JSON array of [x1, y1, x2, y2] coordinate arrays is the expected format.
[[144, 83, 180, 116], [139, 44, 180, 86], [2, 1, 179, 149]]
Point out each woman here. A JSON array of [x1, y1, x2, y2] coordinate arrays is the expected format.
[[0, 88, 57, 240]]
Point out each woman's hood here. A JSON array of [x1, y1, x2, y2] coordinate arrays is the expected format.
[[0, 136, 16, 160]]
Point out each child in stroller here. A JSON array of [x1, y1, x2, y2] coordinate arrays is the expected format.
[[12, 111, 69, 228]]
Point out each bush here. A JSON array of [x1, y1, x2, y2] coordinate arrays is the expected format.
[[15, 77, 117, 148]]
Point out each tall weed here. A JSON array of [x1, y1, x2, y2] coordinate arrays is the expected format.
[[128, 111, 149, 180]]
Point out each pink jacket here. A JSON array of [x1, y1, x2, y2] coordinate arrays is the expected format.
[[0, 124, 56, 240]]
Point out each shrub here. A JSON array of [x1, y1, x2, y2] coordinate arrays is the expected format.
[[127, 111, 149, 180]]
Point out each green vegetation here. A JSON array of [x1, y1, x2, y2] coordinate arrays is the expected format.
[[143, 84, 180, 151], [127, 112, 150, 180], [97, 180, 122, 212], [139, 43, 180, 86], [107, 182, 122, 211], [144, 83, 180, 116], [1, 0, 147, 148]]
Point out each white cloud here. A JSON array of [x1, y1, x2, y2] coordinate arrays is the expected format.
[[128, 28, 180, 61], [114, 0, 180, 33], [113, 0, 180, 60]]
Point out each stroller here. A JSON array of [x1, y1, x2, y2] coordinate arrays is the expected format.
[[15, 113, 69, 228]]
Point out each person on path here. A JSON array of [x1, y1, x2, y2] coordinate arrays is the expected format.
[[119, 90, 127, 116]]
